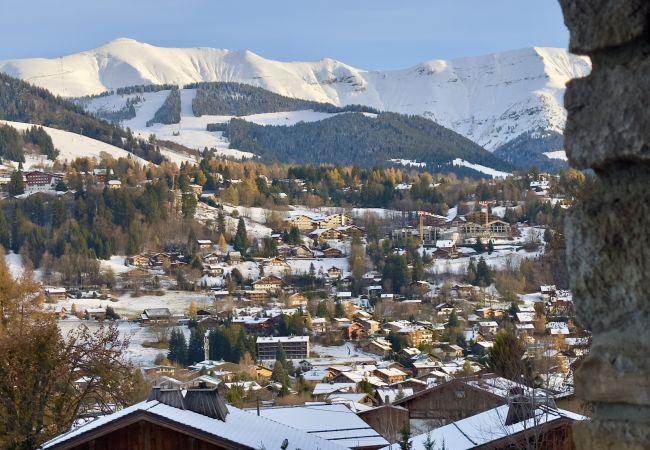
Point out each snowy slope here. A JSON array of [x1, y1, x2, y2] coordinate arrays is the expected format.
[[0, 38, 591, 151], [0, 120, 148, 165], [82, 87, 343, 154]]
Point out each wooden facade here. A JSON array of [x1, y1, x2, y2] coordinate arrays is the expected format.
[[46, 414, 240, 450], [394, 378, 505, 427]]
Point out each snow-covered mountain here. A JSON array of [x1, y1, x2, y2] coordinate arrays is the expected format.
[[0, 38, 590, 151]]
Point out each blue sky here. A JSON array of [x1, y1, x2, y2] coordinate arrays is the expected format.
[[0, 0, 568, 69]]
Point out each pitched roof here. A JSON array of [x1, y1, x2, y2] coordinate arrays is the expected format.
[[42, 398, 347, 450]]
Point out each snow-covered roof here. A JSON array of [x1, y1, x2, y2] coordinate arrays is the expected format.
[[255, 404, 388, 449], [384, 404, 586, 449], [256, 336, 309, 343], [42, 398, 347, 450]]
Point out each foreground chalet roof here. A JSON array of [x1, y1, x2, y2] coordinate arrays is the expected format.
[[41, 398, 346, 450], [383, 404, 586, 450], [255, 403, 388, 449]]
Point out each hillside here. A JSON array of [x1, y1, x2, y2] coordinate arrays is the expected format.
[[0, 38, 591, 155], [214, 112, 514, 172], [0, 72, 164, 163]]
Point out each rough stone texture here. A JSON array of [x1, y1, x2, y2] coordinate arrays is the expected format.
[[564, 48, 650, 169], [560, 0, 650, 448], [574, 419, 650, 450], [559, 0, 650, 53]]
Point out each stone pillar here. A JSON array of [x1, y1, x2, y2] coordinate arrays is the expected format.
[[558, 1, 650, 448]]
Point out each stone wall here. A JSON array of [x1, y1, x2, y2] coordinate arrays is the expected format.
[[558, 1, 650, 448]]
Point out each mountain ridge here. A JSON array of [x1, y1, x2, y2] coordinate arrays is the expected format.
[[0, 38, 591, 152]]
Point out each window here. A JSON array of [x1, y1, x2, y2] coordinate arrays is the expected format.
[[455, 389, 466, 399]]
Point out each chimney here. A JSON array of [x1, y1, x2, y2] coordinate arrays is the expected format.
[[147, 386, 229, 421], [505, 393, 536, 426]]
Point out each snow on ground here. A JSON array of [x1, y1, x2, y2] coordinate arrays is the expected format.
[[0, 120, 148, 166], [55, 290, 214, 318], [452, 158, 511, 179], [99, 256, 132, 275], [544, 150, 568, 161], [312, 342, 378, 360], [5, 251, 26, 278], [195, 203, 273, 239], [57, 318, 190, 366], [287, 258, 350, 276]]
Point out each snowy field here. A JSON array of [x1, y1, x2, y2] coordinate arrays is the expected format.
[[57, 318, 189, 366], [54, 291, 214, 318], [452, 158, 511, 179]]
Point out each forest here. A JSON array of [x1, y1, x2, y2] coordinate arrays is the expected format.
[[189, 81, 377, 116], [146, 87, 181, 126], [213, 112, 515, 170], [0, 73, 164, 164]]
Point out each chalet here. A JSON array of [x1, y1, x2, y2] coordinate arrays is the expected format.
[[311, 317, 328, 333], [227, 251, 242, 264], [141, 308, 172, 324], [203, 264, 225, 277], [374, 368, 408, 384], [40, 387, 344, 450], [327, 266, 343, 280], [93, 168, 108, 183], [308, 228, 345, 243], [359, 318, 381, 335], [433, 242, 459, 259], [337, 224, 364, 239], [363, 339, 393, 358], [341, 322, 367, 340], [197, 239, 213, 251], [84, 307, 106, 321], [291, 244, 315, 258], [287, 214, 318, 231], [252, 275, 284, 293], [358, 404, 409, 445], [127, 254, 150, 268], [471, 340, 494, 356], [398, 325, 434, 347], [323, 247, 344, 258], [107, 179, 122, 189], [286, 292, 308, 307], [150, 253, 173, 268], [44, 304, 68, 319], [44, 287, 67, 301], [243, 290, 269, 303], [189, 184, 203, 196]]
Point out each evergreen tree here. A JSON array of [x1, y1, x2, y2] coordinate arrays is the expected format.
[[187, 325, 205, 365], [7, 170, 25, 196], [168, 328, 188, 366], [233, 217, 248, 254], [488, 329, 526, 381], [473, 237, 484, 254], [475, 256, 493, 286], [217, 211, 226, 235], [271, 360, 290, 396], [487, 240, 494, 255]]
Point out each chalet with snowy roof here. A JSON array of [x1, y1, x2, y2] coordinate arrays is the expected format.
[[107, 179, 122, 189], [44, 287, 67, 301], [362, 339, 393, 358], [252, 275, 284, 293], [40, 387, 346, 450], [203, 263, 225, 277], [290, 244, 315, 258], [196, 239, 213, 250], [323, 247, 344, 258], [327, 266, 343, 279], [84, 307, 106, 321], [141, 308, 172, 324]]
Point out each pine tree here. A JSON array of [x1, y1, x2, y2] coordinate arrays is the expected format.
[[487, 240, 494, 255], [271, 360, 290, 396], [7, 170, 25, 196], [233, 217, 248, 254], [475, 256, 493, 286], [217, 211, 226, 235], [187, 325, 205, 365], [168, 328, 188, 365]]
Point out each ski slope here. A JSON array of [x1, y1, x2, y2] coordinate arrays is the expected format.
[[0, 38, 591, 151], [0, 120, 148, 166]]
